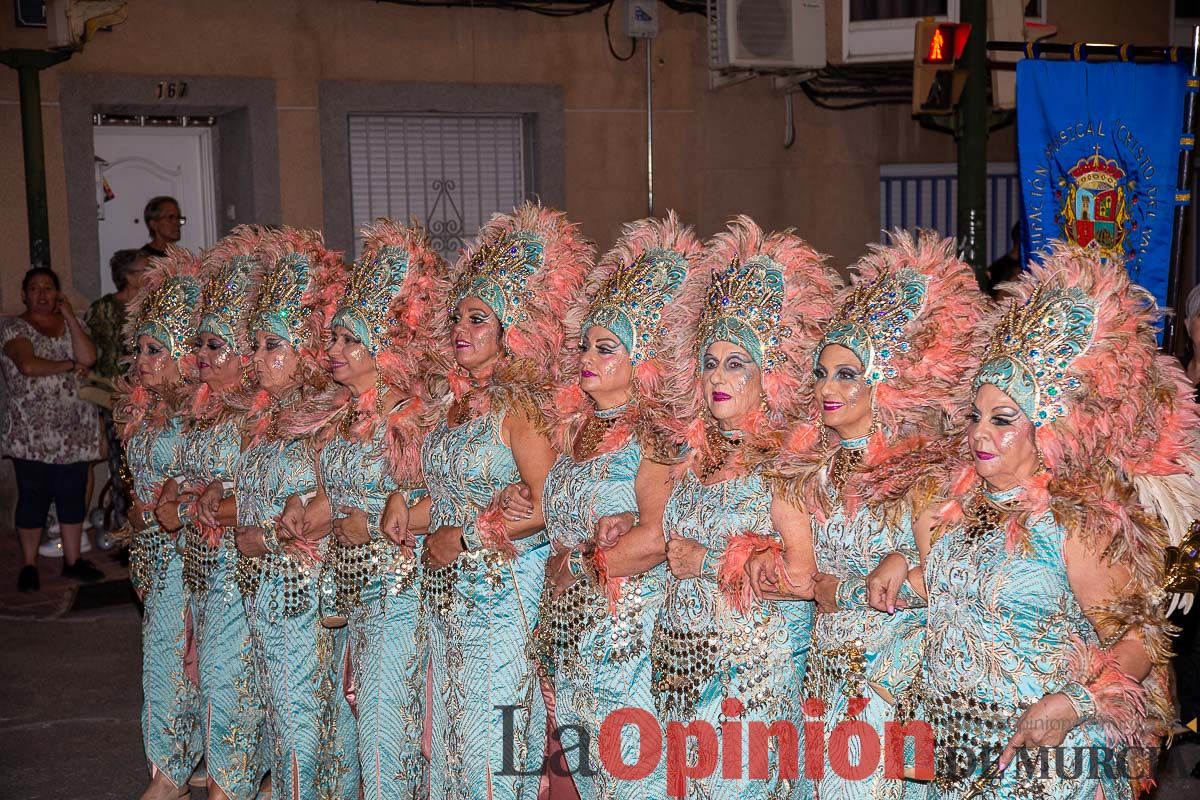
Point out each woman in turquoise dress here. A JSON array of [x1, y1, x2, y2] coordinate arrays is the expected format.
[[499, 214, 701, 798], [290, 221, 449, 799], [156, 228, 269, 800], [401, 203, 592, 800], [750, 232, 987, 800], [641, 218, 839, 799], [116, 249, 204, 800], [866, 245, 1199, 799], [216, 229, 358, 800]]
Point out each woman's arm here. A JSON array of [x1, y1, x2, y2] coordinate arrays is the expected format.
[[62, 307, 97, 368], [1065, 533, 1152, 682], [498, 410, 557, 540], [999, 529, 1154, 769], [770, 494, 818, 600], [599, 458, 673, 579], [3, 338, 74, 377]]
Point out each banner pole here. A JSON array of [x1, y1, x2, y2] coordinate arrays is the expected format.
[[1166, 25, 1199, 356]]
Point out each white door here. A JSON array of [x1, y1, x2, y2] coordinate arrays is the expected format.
[[93, 126, 217, 295]]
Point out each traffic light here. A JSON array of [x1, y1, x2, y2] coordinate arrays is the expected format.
[[913, 19, 971, 115]]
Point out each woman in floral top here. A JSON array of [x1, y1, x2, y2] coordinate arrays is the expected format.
[[1, 268, 101, 591]]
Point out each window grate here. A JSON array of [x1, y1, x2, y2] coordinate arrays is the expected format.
[[348, 113, 531, 261]]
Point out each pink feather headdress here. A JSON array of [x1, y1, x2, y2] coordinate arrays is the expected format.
[[287, 219, 452, 486], [779, 230, 989, 517], [428, 202, 595, 423], [680, 216, 841, 473], [113, 245, 203, 439], [232, 227, 343, 445], [549, 212, 703, 459]]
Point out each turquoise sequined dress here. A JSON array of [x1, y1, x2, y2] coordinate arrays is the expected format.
[[126, 413, 203, 787], [804, 440, 926, 800], [652, 467, 811, 800], [236, 434, 358, 800], [319, 420, 426, 800], [923, 486, 1126, 800], [178, 418, 267, 798], [421, 409, 549, 800], [534, 427, 666, 798]]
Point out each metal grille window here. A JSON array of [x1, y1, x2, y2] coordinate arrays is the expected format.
[[879, 162, 1022, 265], [348, 113, 533, 260]]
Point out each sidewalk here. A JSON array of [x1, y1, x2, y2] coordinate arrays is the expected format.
[[0, 530, 132, 617]]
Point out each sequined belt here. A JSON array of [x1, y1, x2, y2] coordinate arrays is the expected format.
[[424, 529, 550, 617], [323, 537, 419, 616], [925, 691, 1025, 793], [532, 578, 607, 678], [803, 638, 869, 707], [240, 552, 316, 619], [129, 526, 172, 595], [182, 532, 222, 595], [651, 626, 722, 719]]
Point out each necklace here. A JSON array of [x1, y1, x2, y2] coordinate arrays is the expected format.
[[828, 445, 865, 499], [698, 422, 743, 482], [573, 402, 629, 461]]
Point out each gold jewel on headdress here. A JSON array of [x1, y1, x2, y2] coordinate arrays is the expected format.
[[452, 231, 543, 329], [249, 252, 314, 349], [332, 245, 409, 356], [135, 275, 201, 362], [816, 268, 928, 385], [198, 255, 256, 350], [697, 255, 789, 372], [583, 248, 689, 365], [973, 283, 1095, 426]]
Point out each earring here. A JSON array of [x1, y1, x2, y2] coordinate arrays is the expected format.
[[375, 370, 386, 415]]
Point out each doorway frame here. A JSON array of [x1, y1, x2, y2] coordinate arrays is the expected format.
[[59, 73, 281, 299]]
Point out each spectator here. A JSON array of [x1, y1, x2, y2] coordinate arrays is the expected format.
[[986, 222, 1024, 299], [87, 249, 147, 380], [139, 196, 184, 258], [84, 249, 148, 535], [1, 268, 102, 591]]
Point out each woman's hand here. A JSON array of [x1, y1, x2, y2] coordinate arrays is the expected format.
[[196, 481, 224, 529], [998, 693, 1080, 771], [546, 546, 578, 598], [866, 552, 911, 614], [665, 535, 707, 579], [129, 502, 151, 533], [381, 492, 411, 548], [277, 494, 306, 543], [498, 482, 534, 522], [379, 495, 416, 556], [594, 512, 636, 549], [155, 484, 187, 533], [233, 525, 269, 557], [332, 506, 371, 547], [422, 525, 464, 571], [812, 572, 841, 614]]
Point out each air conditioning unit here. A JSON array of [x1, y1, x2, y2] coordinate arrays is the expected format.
[[708, 0, 827, 72]]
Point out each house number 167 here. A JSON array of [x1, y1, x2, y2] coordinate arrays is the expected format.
[[155, 81, 188, 99]]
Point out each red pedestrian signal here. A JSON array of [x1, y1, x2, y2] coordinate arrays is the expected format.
[[913, 19, 971, 114]]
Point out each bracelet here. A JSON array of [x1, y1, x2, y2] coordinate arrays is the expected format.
[[460, 517, 482, 552], [1059, 681, 1096, 723], [836, 576, 869, 609], [566, 547, 587, 580], [699, 548, 721, 582], [262, 524, 282, 554], [177, 500, 195, 530]]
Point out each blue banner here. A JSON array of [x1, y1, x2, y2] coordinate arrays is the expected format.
[[1017, 59, 1190, 309]]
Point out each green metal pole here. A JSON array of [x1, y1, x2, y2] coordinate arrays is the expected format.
[[957, 0, 989, 287], [17, 64, 51, 269], [0, 48, 73, 270]]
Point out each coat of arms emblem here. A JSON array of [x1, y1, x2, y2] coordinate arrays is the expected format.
[[1059, 148, 1129, 259]]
